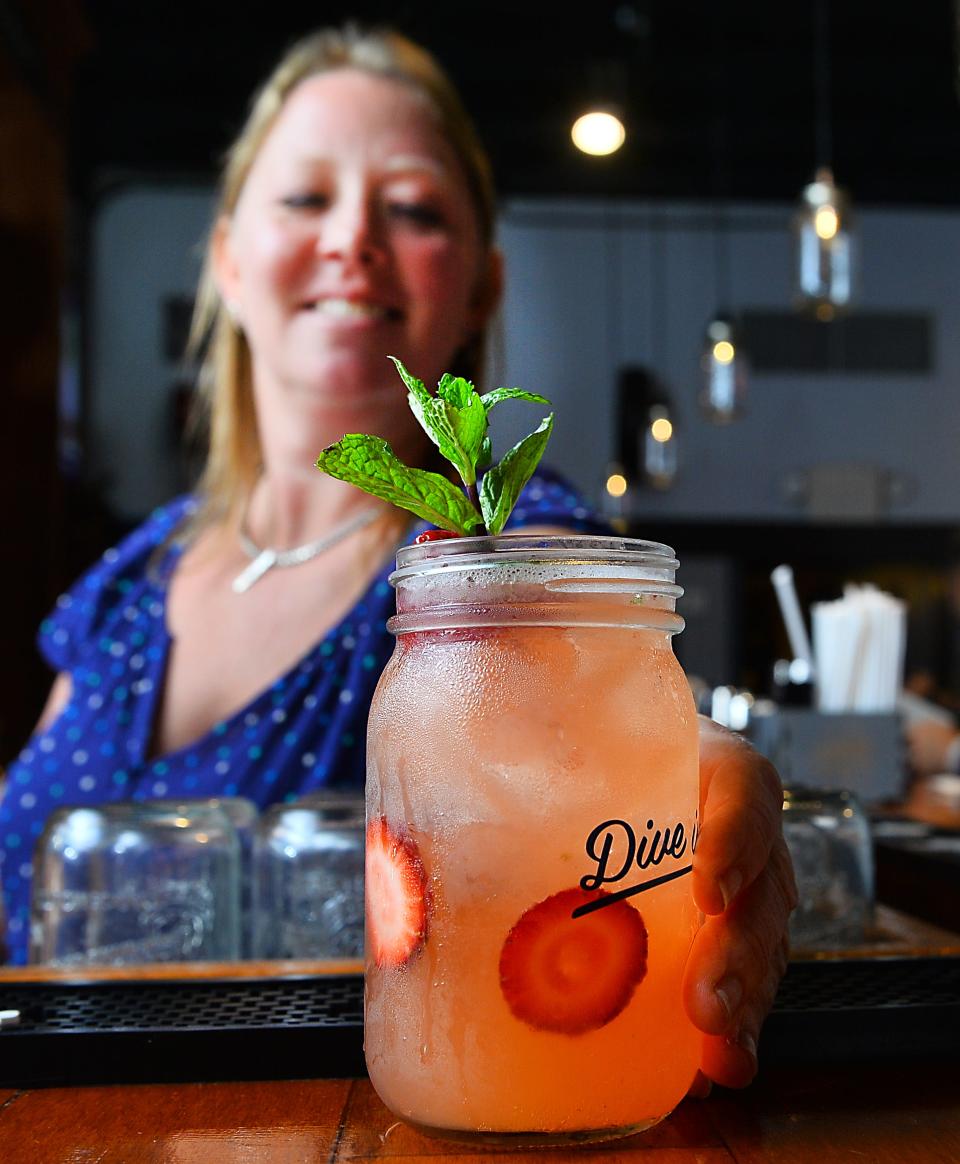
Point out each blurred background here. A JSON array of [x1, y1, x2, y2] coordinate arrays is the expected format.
[[4, 0, 960, 761]]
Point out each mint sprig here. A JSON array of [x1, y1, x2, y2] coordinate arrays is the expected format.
[[315, 357, 553, 536]]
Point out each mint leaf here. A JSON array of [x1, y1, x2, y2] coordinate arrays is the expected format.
[[390, 357, 487, 486], [316, 434, 485, 534], [480, 386, 551, 413], [317, 359, 555, 536], [435, 374, 488, 485], [479, 413, 554, 535]]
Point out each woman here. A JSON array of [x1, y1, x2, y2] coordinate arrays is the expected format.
[[0, 26, 794, 1088]]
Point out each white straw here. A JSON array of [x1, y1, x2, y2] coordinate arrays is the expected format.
[[770, 564, 816, 673], [811, 584, 906, 713]]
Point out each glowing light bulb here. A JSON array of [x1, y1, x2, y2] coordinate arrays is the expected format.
[[701, 317, 748, 423], [571, 111, 626, 156], [650, 417, 673, 443], [814, 204, 839, 240], [605, 472, 628, 498], [712, 339, 735, 365], [794, 167, 855, 314], [643, 404, 678, 489]]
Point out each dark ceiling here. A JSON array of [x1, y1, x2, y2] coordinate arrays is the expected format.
[[49, 1, 960, 206]]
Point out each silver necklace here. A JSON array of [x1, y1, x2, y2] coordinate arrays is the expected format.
[[231, 506, 382, 594]]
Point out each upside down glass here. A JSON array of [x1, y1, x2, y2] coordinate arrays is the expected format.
[[30, 801, 240, 965], [364, 534, 702, 1145], [254, 792, 365, 959]]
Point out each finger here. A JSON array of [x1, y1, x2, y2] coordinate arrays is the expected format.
[[684, 844, 795, 1038], [693, 718, 785, 916], [692, 931, 791, 1090]]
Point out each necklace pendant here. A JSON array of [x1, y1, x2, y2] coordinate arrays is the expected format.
[[232, 548, 278, 594], [232, 504, 383, 595]]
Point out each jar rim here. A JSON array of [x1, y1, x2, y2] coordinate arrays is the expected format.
[[392, 532, 678, 585]]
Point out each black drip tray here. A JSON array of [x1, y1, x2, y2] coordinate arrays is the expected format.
[[775, 955, 960, 1011], [2, 974, 364, 1032], [763, 956, 960, 1066], [1, 957, 957, 1087], [0, 973, 365, 1087]]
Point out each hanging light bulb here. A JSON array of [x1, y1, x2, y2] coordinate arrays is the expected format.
[[702, 0, 748, 426], [794, 166, 854, 318], [571, 60, 628, 157], [600, 460, 630, 529], [615, 365, 678, 492], [700, 315, 748, 423], [701, 198, 749, 423], [643, 402, 678, 490], [793, 2, 856, 319], [571, 109, 626, 156]]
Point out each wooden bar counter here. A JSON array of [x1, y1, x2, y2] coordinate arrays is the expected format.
[[1, 1061, 958, 1163], [2, 903, 958, 1164]]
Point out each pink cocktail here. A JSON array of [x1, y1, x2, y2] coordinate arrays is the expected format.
[[364, 534, 701, 1145]]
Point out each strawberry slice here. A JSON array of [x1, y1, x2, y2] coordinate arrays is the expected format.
[[498, 888, 648, 1035], [365, 817, 429, 968]]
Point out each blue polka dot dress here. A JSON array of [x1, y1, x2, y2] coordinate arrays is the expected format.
[[0, 467, 608, 963]]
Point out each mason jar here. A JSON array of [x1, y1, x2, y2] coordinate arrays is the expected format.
[[254, 791, 365, 960], [782, 785, 874, 950], [147, 796, 258, 958], [364, 534, 701, 1145], [30, 801, 240, 965]]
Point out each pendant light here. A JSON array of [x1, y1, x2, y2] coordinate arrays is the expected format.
[[615, 366, 678, 494], [700, 11, 748, 423], [571, 61, 627, 157], [794, 0, 856, 318], [643, 215, 678, 488], [642, 399, 678, 490], [794, 167, 854, 319], [700, 316, 748, 423], [700, 208, 749, 423]]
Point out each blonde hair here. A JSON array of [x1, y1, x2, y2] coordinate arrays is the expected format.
[[188, 26, 498, 528]]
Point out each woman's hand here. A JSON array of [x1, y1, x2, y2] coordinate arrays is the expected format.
[[682, 716, 797, 1092]]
